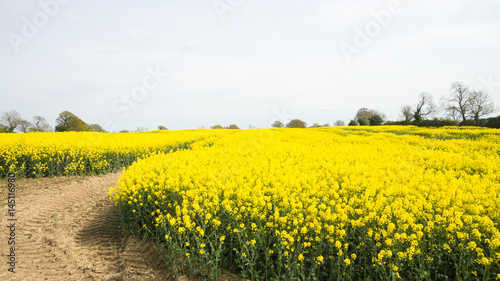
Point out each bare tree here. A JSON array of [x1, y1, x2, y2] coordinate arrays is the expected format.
[[310, 123, 329, 128], [30, 116, 51, 132], [135, 126, 148, 132], [17, 120, 32, 133], [413, 93, 437, 122], [400, 105, 413, 123], [445, 106, 461, 121], [469, 90, 495, 125], [334, 120, 345, 126], [441, 82, 471, 122], [0, 110, 22, 133]]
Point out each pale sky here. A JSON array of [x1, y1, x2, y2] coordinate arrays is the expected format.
[[1, 0, 499, 131]]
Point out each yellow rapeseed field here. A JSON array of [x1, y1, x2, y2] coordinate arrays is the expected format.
[[0, 130, 232, 177], [110, 126, 500, 280], [2, 126, 499, 280]]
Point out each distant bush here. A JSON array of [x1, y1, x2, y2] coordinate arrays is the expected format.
[[271, 121, 284, 128], [385, 118, 458, 127], [415, 118, 459, 127], [348, 120, 359, 126], [286, 119, 307, 128], [484, 115, 500, 128], [226, 124, 240, 129], [384, 120, 407, 126], [369, 115, 384, 126]]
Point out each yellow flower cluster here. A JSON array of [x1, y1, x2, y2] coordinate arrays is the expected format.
[[110, 126, 500, 280], [0, 130, 232, 177]]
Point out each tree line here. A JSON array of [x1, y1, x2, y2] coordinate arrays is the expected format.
[[0, 111, 52, 133], [393, 81, 496, 126], [0, 110, 103, 133], [271, 81, 499, 128], [0, 109, 175, 133], [2, 81, 498, 132]]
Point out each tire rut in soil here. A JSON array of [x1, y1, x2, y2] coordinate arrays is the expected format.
[[1, 189, 93, 280], [1, 173, 172, 281], [75, 199, 169, 280]]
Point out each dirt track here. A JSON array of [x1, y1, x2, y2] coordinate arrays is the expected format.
[[0, 173, 172, 280]]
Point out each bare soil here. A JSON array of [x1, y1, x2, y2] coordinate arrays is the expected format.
[[0, 173, 174, 280]]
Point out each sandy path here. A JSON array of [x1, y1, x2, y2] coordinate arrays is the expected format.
[[0, 173, 172, 280]]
